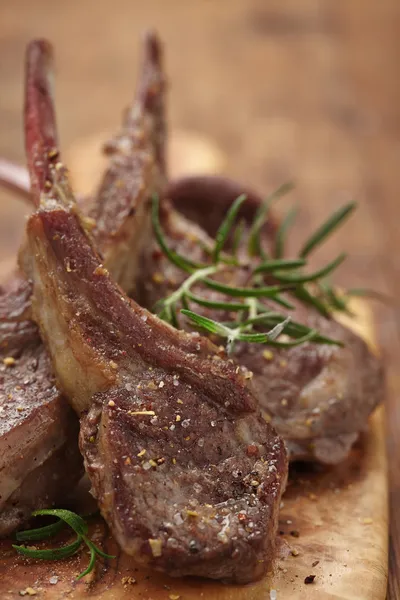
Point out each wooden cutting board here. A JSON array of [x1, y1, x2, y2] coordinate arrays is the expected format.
[[0, 266, 388, 600]]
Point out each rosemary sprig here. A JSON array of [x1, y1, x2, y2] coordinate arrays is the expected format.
[[272, 253, 347, 284], [152, 195, 205, 272], [274, 206, 298, 259], [13, 509, 114, 580], [151, 186, 357, 352], [212, 193, 247, 263], [181, 309, 290, 354], [248, 181, 294, 258], [299, 202, 356, 258], [253, 258, 306, 274]]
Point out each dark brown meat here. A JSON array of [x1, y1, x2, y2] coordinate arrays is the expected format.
[[167, 175, 278, 242], [0, 276, 82, 536], [137, 189, 384, 464], [0, 32, 166, 534], [88, 30, 166, 294], [22, 115, 288, 585]]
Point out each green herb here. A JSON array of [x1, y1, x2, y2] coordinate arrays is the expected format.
[[247, 181, 294, 257], [274, 206, 298, 259], [152, 195, 204, 272], [212, 194, 247, 263], [181, 309, 290, 354], [273, 253, 347, 284], [299, 202, 356, 258], [232, 218, 246, 257], [151, 186, 358, 352], [13, 509, 114, 580], [253, 258, 306, 274]]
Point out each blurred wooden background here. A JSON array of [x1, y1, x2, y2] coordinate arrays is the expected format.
[[0, 0, 398, 597]]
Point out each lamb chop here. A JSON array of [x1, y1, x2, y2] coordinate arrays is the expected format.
[[0, 275, 82, 536], [135, 177, 384, 464], [20, 74, 288, 584], [0, 32, 165, 535]]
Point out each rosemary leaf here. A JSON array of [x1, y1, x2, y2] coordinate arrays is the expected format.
[[187, 292, 249, 312], [33, 509, 88, 537], [76, 544, 96, 580], [181, 310, 233, 337], [181, 294, 190, 310], [236, 332, 270, 343], [86, 540, 115, 560], [248, 182, 294, 257], [293, 286, 331, 318], [203, 278, 286, 298], [299, 202, 356, 258], [273, 253, 346, 284], [274, 206, 298, 259], [267, 329, 319, 347], [152, 195, 203, 273], [248, 312, 342, 345], [263, 316, 291, 340], [212, 194, 247, 263], [319, 282, 349, 312], [253, 258, 306, 274], [14, 509, 116, 580], [13, 536, 82, 561], [16, 519, 64, 542], [258, 296, 295, 310], [239, 317, 291, 343], [232, 218, 246, 257]]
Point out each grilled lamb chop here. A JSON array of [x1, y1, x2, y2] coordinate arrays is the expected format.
[[0, 275, 82, 536], [136, 179, 384, 464], [21, 96, 288, 584], [0, 32, 165, 535]]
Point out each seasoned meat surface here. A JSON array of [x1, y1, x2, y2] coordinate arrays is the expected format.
[[0, 277, 82, 537], [0, 31, 166, 534], [136, 190, 384, 464], [22, 129, 288, 584]]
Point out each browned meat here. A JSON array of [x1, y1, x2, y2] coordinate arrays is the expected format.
[[168, 175, 278, 242], [21, 106, 288, 585], [0, 276, 82, 536], [0, 32, 166, 534], [136, 184, 384, 464], [88, 30, 166, 294]]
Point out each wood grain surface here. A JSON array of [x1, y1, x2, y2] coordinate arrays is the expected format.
[[0, 1, 398, 597]]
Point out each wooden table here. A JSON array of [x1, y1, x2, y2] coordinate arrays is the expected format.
[[0, 1, 398, 597]]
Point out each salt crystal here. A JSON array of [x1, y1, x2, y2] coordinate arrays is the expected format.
[[49, 576, 58, 585], [181, 419, 190, 429], [211, 420, 216, 427], [173, 512, 184, 525]]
